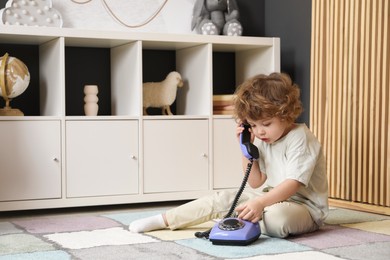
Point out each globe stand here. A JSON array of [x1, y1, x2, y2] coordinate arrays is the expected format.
[[0, 99, 24, 116]]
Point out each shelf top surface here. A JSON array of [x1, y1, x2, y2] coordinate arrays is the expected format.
[[0, 26, 278, 50]]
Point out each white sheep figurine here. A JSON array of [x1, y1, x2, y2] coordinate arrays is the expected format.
[[143, 71, 184, 115]]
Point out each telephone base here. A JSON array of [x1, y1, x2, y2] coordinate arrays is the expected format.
[[209, 218, 261, 246]]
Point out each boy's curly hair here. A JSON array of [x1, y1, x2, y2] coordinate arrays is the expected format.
[[233, 72, 303, 123]]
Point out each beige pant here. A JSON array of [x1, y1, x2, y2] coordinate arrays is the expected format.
[[165, 188, 319, 238]]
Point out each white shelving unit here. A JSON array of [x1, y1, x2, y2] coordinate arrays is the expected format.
[[0, 26, 280, 211]]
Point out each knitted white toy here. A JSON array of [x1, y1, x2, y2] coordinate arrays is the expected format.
[[143, 71, 184, 115], [191, 0, 242, 36]]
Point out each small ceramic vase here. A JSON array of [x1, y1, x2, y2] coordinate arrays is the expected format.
[[84, 85, 99, 116]]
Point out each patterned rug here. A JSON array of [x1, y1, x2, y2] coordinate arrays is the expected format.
[[1, 206, 390, 260]]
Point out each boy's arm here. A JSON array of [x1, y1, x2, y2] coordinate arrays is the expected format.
[[242, 156, 266, 188], [255, 179, 302, 207], [236, 179, 302, 223]]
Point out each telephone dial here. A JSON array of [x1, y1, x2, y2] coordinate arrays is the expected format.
[[195, 124, 261, 246]]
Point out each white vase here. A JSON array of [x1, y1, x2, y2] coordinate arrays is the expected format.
[[84, 85, 99, 116]]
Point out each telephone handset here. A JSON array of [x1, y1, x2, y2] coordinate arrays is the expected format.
[[240, 124, 259, 160]]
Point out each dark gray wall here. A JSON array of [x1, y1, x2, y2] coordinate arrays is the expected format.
[[237, 0, 265, 36], [238, 0, 312, 124], [264, 0, 312, 124]]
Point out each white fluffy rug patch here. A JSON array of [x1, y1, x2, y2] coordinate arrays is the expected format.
[[45, 227, 159, 249]]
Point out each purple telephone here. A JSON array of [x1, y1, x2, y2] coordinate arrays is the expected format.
[[198, 124, 261, 246]]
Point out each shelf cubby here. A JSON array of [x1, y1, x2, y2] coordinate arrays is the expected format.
[[110, 41, 141, 117], [212, 51, 236, 95], [176, 43, 211, 116], [0, 43, 40, 116], [0, 39, 63, 117], [65, 46, 111, 116]]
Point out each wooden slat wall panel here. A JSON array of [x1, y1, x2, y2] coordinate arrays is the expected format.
[[310, 0, 389, 207]]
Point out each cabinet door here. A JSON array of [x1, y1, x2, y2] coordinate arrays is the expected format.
[[143, 120, 209, 193], [0, 121, 61, 201], [213, 118, 243, 189], [66, 120, 138, 197]]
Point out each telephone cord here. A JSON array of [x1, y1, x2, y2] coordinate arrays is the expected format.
[[194, 159, 254, 239]]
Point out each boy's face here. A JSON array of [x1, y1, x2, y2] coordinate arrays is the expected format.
[[247, 117, 293, 144]]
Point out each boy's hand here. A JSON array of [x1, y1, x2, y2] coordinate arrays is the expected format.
[[236, 123, 255, 143], [235, 198, 264, 223], [236, 124, 244, 142]]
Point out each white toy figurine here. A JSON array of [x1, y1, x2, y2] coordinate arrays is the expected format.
[[143, 71, 184, 115]]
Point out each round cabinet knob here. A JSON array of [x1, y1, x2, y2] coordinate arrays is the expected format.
[[53, 157, 59, 162], [131, 155, 137, 160], [201, 153, 207, 158]]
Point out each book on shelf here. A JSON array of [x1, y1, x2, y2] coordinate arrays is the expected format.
[[213, 94, 235, 115]]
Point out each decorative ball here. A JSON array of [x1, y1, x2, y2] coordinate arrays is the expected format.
[[0, 54, 30, 99]]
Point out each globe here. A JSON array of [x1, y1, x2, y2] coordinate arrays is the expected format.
[[0, 53, 30, 116]]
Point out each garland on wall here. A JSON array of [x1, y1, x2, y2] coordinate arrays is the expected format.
[[70, 0, 169, 28], [64, 0, 194, 33]]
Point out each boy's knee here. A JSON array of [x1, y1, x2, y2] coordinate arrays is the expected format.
[[261, 207, 290, 238], [260, 202, 314, 238]]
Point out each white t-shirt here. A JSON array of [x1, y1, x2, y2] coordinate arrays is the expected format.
[[257, 123, 329, 226]]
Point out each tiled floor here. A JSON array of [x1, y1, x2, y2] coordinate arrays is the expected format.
[[1, 203, 390, 259]]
